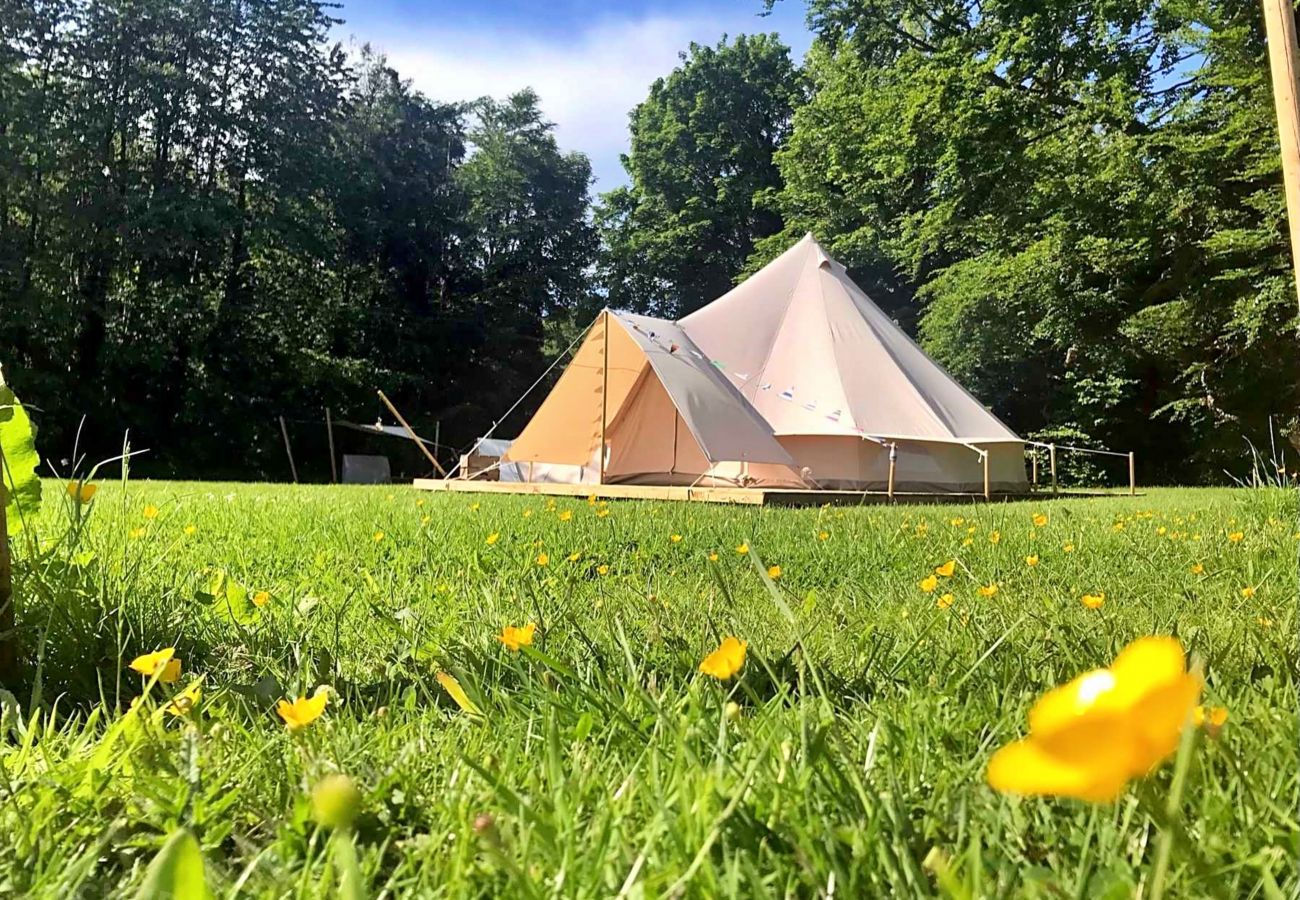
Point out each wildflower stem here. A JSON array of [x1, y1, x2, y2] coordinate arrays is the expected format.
[[1148, 720, 1198, 900]]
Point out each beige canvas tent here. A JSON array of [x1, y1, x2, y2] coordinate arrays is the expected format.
[[503, 233, 1028, 494]]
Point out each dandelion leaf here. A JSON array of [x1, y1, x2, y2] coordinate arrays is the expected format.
[[0, 372, 41, 536]]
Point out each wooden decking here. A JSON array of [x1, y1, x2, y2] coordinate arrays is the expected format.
[[410, 478, 1104, 506]]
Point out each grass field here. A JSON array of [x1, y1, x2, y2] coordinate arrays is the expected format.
[[0, 481, 1296, 897]]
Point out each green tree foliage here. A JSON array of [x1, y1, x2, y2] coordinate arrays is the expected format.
[[763, 0, 1299, 479], [597, 34, 803, 317], [0, 2, 593, 477]]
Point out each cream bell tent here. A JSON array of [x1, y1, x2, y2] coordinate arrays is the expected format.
[[502, 233, 1028, 494]]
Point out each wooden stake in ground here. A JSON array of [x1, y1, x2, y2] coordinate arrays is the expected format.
[[279, 416, 299, 484], [376, 390, 448, 478], [1264, 0, 1300, 311], [0, 446, 14, 680]]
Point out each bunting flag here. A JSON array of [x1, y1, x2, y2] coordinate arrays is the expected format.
[[759, 382, 772, 391], [803, 400, 818, 412], [732, 372, 750, 382], [826, 409, 842, 423], [710, 360, 726, 370], [780, 387, 795, 401]]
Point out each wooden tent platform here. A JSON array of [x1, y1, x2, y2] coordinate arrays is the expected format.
[[411, 478, 1115, 506]]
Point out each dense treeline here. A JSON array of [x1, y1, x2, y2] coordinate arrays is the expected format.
[[1, 0, 593, 477], [1, 0, 1296, 482]]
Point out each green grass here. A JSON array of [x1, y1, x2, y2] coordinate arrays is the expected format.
[[1, 482, 1296, 897]]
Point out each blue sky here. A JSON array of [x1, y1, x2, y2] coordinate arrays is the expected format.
[[330, 1, 814, 192]]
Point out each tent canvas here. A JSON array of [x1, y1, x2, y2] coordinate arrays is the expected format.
[[500, 234, 1028, 494]]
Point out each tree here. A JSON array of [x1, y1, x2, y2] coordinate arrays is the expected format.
[[597, 34, 802, 317]]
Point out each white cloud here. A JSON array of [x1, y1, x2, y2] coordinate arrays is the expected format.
[[346, 9, 809, 193]]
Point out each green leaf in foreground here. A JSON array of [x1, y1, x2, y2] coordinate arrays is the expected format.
[[132, 827, 210, 900], [0, 371, 40, 535]]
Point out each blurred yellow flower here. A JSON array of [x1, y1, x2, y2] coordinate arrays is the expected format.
[[142, 504, 160, 519], [522, 509, 533, 518], [567, 551, 581, 562], [1190, 562, 1204, 575], [1081, 592, 1106, 610], [485, 532, 500, 545], [919, 574, 939, 593], [978, 584, 999, 598], [1257, 616, 1273, 628], [736, 542, 749, 554], [987, 636, 1201, 801], [767, 565, 782, 580], [130, 648, 182, 683], [989, 531, 1001, 544], [311, 773, 362, 828], [1063, 542, 1075, 553], [1156, 526, 1167, 536], [277, 688, 329, 730], [699, 636, 747, 680], [183, 524, 197, 536], [670, 533, 683, 543], [435, 670, 481, 715], [597, 564, 610, 575], [962, 538, 973, 547], [1032, 513, 1048, 527], [166, 681, 202, 717], [935, 560, 956, 578], [707, 552, 719, 562], [596, 508, 610, 518], [1240, 585, 1256, 598], [532, 551, 548, 566], [558, 510, 573, 522], [1227, 531, 1243, 543], [1025, 555, 1040, 567], [469, 503, 480, 512], [937, 593, 954, 610], [372, 531, 384, 542], [129, 527, 146, 540], [252, 590, 270, 608], [1192, 705, 1228, 738], [949, 517, 964, 527], [66, 481, 97, 503], [497, 622, 537, 651]]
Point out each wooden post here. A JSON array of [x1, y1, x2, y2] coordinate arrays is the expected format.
[[982, 450, 990, 501], [1030, 448, 1038, 486], [1049, 443, 1058, 495], [325, 408, 338, 484], [377, 389, 448, 478], [1264, 0, 1300, 311], [433, 420, 441, 472], [279, 416, 299, 484], [599, 311, 610, 485], [0, 445, 14, 680], [1128, 451, 1136, 496], [887, 442, 897, 500]]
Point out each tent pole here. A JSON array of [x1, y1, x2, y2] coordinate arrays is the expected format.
[[1030, 447, 1038, 487], [279, 416, 299, 484], [1049, 443, 1058, 495], [1128, 451, 1136, 496], [377, 389, 448, 478], [434, 420, 441, 470], [599, 311, 609, 485], [982, 449, 990, 501], [887, 442, 897, 500], [325, 407, 338, 483]]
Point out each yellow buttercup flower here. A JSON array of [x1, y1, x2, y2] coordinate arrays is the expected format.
[[949, 517, 964, 527], [252, 590, 271, 608], [1192, 705, 1228, 738], [558, 510, 573, 522], [129, 648, 182, 683], [735, 542, 749, 555], [1081, 592, 1106, 610], [372, 531, 384, 542], [818, 530, 829, 541], [767, 565, 782, 580], [1025, 555, 1039, 567], [1190, 562, 1204, 575], [978, 584, 999, 598], [1227, 531, 1243, 543], [567, 551, 581, 562], [183, 524, 197, 536], [277, 687, 329, 731], [485, 532, 500, 545], [987, 636, 1202, 802], [435, 670, 482, 715], [1240, 585, 1256, 598], [919, 574, 939, 593], [497, 622, 537, 651], [142, 504, 160, 520], [535, 552, 549, 567], [129, 527, 146, 540], [522, 508, 533, 518], [937, 593, 955, 610], [989, 531, 1001, 544], [469, 502, 480, 511], [1032, 513, 1048, 527], [596, 508, 610, 518], [597, 564, 610, 575], [935, 560, 956, 578], [707, 552, 719, 562], [1063, 542, 1075, 553], [66, 482, 97, 503], [670, 533, 683, 543], [699, 636, 747, 680], [166, 681, 203, 717]]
